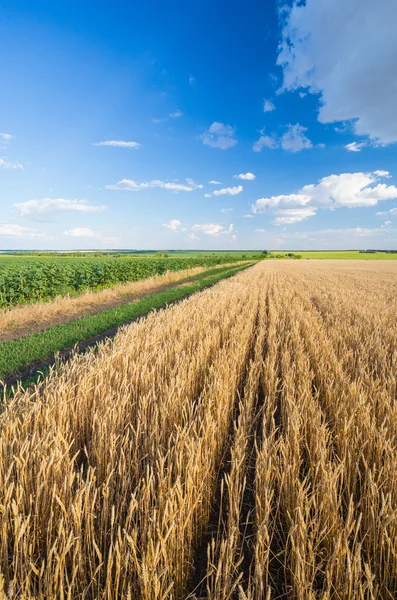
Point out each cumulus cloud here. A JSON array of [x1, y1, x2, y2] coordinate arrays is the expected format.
[[253, 134, 278, 152], [252, 170, 397, 224], [234, 172, 256, 180], [263, 100, 275, 112], [345, 142, 366, 152], [277, 0, 397, 144], [0, 224, 46, 238], [204, 193, 212, 198], [281, 124, 313, 152], [191, 223, 234, 236], [253, 124, 312, 153], [106, 178, 203, 192], [93, 140, 141, 148], [213, 185, 243, 196], [0, 158, 23, 169], [14, 198, 106, 218], [209, 180, 222, 185], [200, 122, 237, 150], [162, 219, 181, 231]]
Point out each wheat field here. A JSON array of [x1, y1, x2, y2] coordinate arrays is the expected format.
[[0, 260, 396, 599]]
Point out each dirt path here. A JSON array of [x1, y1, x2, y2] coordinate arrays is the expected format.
[[0, 265, 243, 343]]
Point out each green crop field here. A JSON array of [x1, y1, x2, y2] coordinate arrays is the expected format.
[[0, 253, 261, 308]]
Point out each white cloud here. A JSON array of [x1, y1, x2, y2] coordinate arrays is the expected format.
[[204, 193, 212, 198], [0, 158, 23, 169], [220, 208, 233, 213], [0, 132, 12, 142], [281, 124, 313, 152], [383, 221, 392, 227], [151, 117, 168, 124], [374, 170, 391, 178], [15, 198, 106, 218], [345, 142, 366, 152], [162, 219, 181, 231], [64, 227, 118, 244], [263, 99, 275, 112], [93, 140, 141, 148], [253, 134, 278, 152], [277, 0, 397, 144], [209, 180, 221, 185], [390, 208, 397, 215], [273, 208, 317, 225], [189, 75, 196, 86], [253, 123, 312, 153], [106, 178, 203, 192], [252, 170, 397, 224], [200, 122, 237, 150], [185, 178, 203, 188], [191, 223, 234, 236], [243, 214, 254, 218], [213, 185, 243, 196], [169, 110, 183, 118], [234, 172, 256, 180], [0, 224, 46, 238]]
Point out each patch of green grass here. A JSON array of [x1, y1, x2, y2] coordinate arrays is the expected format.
[[0, 263, 251, 382]]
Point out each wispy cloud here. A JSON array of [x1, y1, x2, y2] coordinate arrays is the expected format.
[[189, 75, 196, 86], [200, 122, 237, 150], [0, 158, 23, 169], [345, 142, 366, 152], [0, 132, 12, 143], [169, 109, 183, 118], [220, 208, 233, 213], [213, 185, 243, 196], [106, 178, 203, 192], [209, 180, 221, 185], [191, 223, 234, 236], [64, 227, 119, 244], [14, 198, 106, 219], [93, 140, 141, 148], [263, 99, 275, 112], [0, 223, 46, 238]]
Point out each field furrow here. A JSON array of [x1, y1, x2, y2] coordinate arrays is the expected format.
[[0, 260, 396, 599]]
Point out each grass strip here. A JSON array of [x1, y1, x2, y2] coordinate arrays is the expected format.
[[0, 263, 251, 383]]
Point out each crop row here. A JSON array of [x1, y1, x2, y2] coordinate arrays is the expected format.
[[0, 255, 251, 307]]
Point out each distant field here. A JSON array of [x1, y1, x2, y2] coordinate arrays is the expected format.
[[274, 250, 397, 260]]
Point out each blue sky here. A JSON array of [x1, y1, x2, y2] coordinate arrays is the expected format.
[[1, 0, 397, 250]]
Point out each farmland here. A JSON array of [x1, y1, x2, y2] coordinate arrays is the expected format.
[[0, 253, 257, 308], [0, 259, 396, 598]]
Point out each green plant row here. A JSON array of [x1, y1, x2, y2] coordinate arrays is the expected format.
[[0, 263, 252, 383], [0, 255, 256, 308]]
